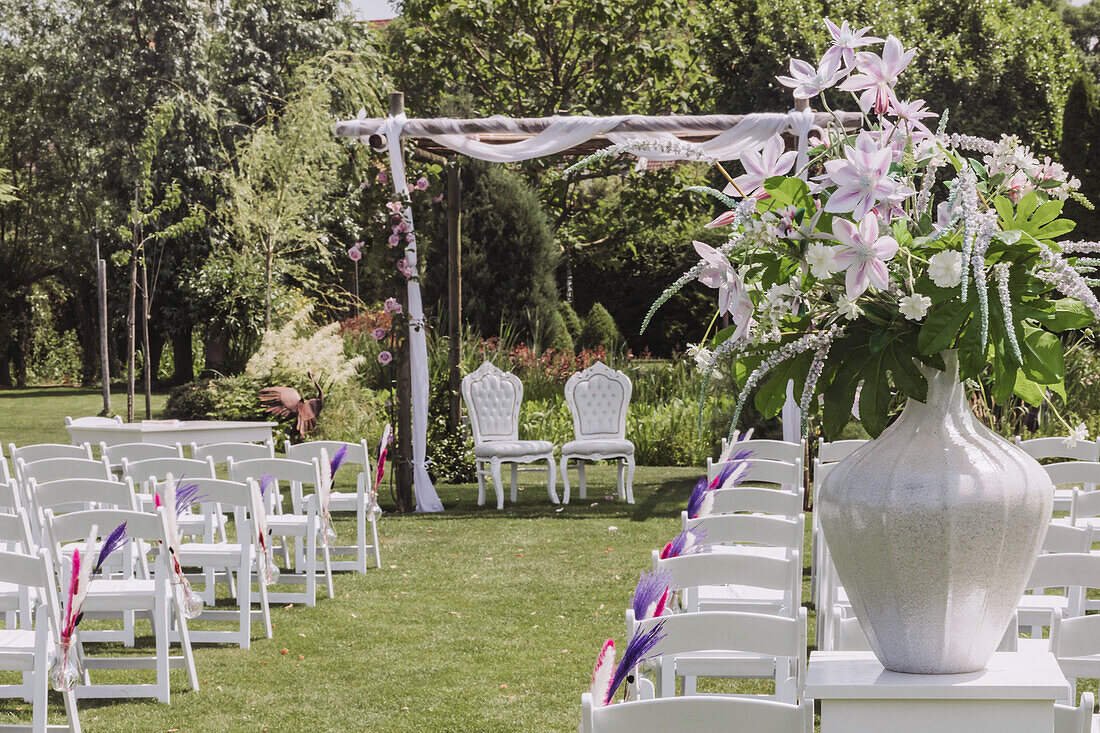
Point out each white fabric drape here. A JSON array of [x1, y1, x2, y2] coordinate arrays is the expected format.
[[367, 110, 819, 511], [382, 113, 444, 512]]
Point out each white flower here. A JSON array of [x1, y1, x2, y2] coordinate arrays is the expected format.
[[928, 250, 963, 288], [686, 343, 714, 372], [1064, 423, 1089, 449], [806, 243, 840, 279], [837, 295, 862, 320], [898, 292, 932, 321]]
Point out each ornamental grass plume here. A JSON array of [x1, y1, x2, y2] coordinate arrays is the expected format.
[[246, 304, 366, 387]]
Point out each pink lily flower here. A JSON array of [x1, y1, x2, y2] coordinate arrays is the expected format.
[[838, 35, 915, 114], [832, 216, 899, 298], [776, 56, 843, 100], [822, 133, 899, 220], [693, 241, 755, 341], [821, 19, 883, 70], [725, 136, 797, 198], [888, 98, 937, 138]]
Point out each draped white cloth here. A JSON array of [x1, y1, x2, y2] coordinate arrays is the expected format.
[[363, 110, 819, 511]]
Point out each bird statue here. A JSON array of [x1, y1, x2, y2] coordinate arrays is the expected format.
[[258, 372, 325, 436]]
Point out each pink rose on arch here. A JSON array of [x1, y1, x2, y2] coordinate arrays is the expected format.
[[388, 234, 400, 246], [396, 220, 410, 233], [371, 327, 386, 340], [376, 171, 388, 185], [386, 201, 402, 215], [384, 297, 402, 314], [378, 351, 393, 365], [397, 258, 416, 278], [347, 245, 362, 262], [433, 193, 444, 203], [415, 177, 429, 190]]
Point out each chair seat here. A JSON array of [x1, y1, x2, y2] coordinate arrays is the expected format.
[[0, 629, 40, 670], [473, 440, 553, 459], [82, 578, 157, 611], [697, 585, 787, 614], [178, 543, 247, 566], [672, 649, 778, 678], [562, 439, 634, 457]]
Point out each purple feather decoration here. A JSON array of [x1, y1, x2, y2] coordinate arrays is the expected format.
[[93, 522, 128, 574], [605, 621, 666, 705], [686, 477, 711, 519], [174, 479, 207, 517], [330, 445, 348, 477], [661, 527, 707, 559], [259, 474, 275, 498], [632, 569, 672, 621]]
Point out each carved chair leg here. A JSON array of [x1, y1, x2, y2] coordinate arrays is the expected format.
[[560, 455, 571, 504], [546, 454, 559, 504], [510, 463, 518, 504], [490, 459, 505, 509], [578, 460, 587, 500]]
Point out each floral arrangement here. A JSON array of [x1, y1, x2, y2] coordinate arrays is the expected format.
[[51, 522, 129, 691], [373, 423, 392, 519], [257, 474, 281, 585], [156, 478, 208, 619], [318, 445, 348, 546], [571, 23, 1096, 440]]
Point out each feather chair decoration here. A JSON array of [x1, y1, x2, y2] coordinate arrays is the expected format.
[[660, 527, 707, 560], [52, 522, 129, 691], [602, 622, 667, 706], [589, 639, 615, 705], [686, 477, 714, 520], [372, 424, 393, 518], [632, 569, 672, 621], [317, 448, 343, 546], [255, 475, 280, 585], [155, 477, 207, 619]]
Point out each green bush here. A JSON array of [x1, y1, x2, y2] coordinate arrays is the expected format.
[[166, 375, 296, 446], [558, 301, 582, 340], [547, 311, 574, 353], [578, 302, 622, 351], [313, 382, 390, 447]]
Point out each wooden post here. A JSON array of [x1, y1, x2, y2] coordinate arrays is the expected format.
[[127, 187, 138, 423], [390, 92, 415, 513], [140, 255, 152, 420], [447, 163, 463, 434], [95, 232, 111, 415]]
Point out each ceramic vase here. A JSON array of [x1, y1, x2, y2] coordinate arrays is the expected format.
[[817, 351, 1052, 673]]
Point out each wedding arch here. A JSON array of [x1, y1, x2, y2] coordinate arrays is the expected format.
[[335, 95, 860, 512]]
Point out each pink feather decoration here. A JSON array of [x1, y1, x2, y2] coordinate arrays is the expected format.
[[589, 638, 615, 707], [652, 587, 669, 619], [63, 548, 81, 636], [375, 423, 393, 487]]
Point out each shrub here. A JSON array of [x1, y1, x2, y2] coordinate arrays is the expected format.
[[558, 301, 582, 340], [578, 303, 622, 351], [546, 311, 574, 353], [312, 382, 390, 447], [246, 304, 365, 386]]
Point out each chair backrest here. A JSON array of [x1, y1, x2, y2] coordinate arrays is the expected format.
[[44, 508, 166, 571], [1016, 436, 1100, 462], [682, 512, 804, 550], [101, 442, 182, 467], [718, 438, 805, 464], [736, 459, 803, 489], [1053, 691, 1094, 733], [285, 439, 370, 468], [0, 549, 62, 630], [652, 550, 800, 614], [192, 440, 275, 466], [1026, 553, 1100, 617], [816, 438, 867, 464], [1052, 613, 1100, 679], [581, 694, 810, 733], [28, 477, 139, 518], [708, 487, 803, 517], [461, 362, 522, 444], [9, 443, 93, 468], [0, 479, 23, 512], [121, 456, 215, 486], [65, 415, 123, 428], [0, 508, 36, 553], [1044, 520, 1092, 553], [1044, 462, 1100, 489], [564, 361, 631, 441], [228, 456, 322, 514], [17, 456, 111, 485]]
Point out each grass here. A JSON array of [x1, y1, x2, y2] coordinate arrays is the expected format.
[[0, 386, 814, 731]]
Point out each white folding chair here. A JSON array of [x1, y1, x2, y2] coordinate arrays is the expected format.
[[99, 442, 182, 472], [708, 488, 803, 517], [707, 439, 804, 489], [580, 694, 811, 733], [681, 513, 804, 561], [1054, 691, 1094, 733], [652, 550, 801, 618], [0, 548, 81, 732], [717, 459, 804, 498], [191, 440, 275, 467], [560, 361, 635, 504], [9, 445, 93, 481], [0, 445, 11, 485], [816, 438, 867, 464], [1019, 553, 1100, 647], [42, 508, 199, 702], [285, 439, 380, 572], [170, 476, 272, 648], [461, 362, 558, 509], [626, 609, 807, 703], [16, 457, 110, 490], [1053, 611, 1100, 708], [1022, 437, 1100, 512], [0, 508, 36, 629], [227, 457, 334, 605]]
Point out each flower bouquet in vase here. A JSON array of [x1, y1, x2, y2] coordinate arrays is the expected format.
[[574, 22, 1096, 674]]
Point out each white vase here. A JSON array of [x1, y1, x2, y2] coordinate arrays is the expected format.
[[818, 351, 1052, 674]]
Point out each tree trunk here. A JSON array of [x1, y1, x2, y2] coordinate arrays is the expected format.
[[127, 239, 137, 422], [203, 326, 229, 377], [140, 259, 152, 419], [171, 326, 194, 384], [0, 350, 10, 388], [447, 164, 463, 435], [265, 244, 272, 331]]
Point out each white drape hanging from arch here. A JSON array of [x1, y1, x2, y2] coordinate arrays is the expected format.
[[371, 110, 817, 511]]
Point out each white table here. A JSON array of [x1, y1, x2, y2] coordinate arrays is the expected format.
[[805, 651, 1071, 733], [66, 420, 276, 448]]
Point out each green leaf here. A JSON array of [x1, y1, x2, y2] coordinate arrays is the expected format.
[[860, 354, 892, 438], [1012, 372, 1046, 406], [957, 312, 988, 380], [1019, 324, 1064, 384], [1043, 299, 1093, 332], [918, 301, 970, 354], [759, 176, 813, 214], [888, 344, 927, 402], [822, 357, 862, 440], [995, 192, 1076, 242]]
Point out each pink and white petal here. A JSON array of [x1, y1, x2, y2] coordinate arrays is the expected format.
[[838, 74, 873, 92], [872, 235, 899, 260], [831, 218, 861, 247], [773, 150, 797, 177], [852, 193, 876, 220], [776, 75, 801, 89], [865, 259, 890, 290], [833, 247, 859, 269], [824, 187, 863, 214], [789, 58, 816, 77], [845, 264, 871, 299], [857, 215, 879, 245], [705, 210, 739, 228]]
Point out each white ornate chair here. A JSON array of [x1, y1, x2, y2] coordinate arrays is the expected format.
[[461, 362, 558, 509], [560, 361, 635, 504]]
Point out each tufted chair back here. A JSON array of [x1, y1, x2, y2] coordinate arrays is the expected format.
[[462, 362, 522, 445], [565, 361, 632, 440]]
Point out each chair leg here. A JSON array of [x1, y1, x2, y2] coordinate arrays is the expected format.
[[510, 464, 518, 504], [371, 517, 381, 569], [625, 457, 636, 504], [62, 685, 81, 733], [306, 518, 317, 606], [476, 461, 486, 506], [239, 562, 252, 650], [490, 460, 505, 510], [560, 455, 571, 505], [175, 601, 199, 692], [578, 461, 587, 500], [546, 454, 559, 504], [322, 543, 334, 599], [154, 584, 170, 703], [616, 460, 625, 499], [356, 503, 368, 574], [31, 659, 47, 733]]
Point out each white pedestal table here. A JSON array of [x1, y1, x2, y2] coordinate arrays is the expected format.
[[805, 651, 1071, 733], [66, 419, 276, 448]]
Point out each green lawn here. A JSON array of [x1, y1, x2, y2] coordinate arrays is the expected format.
[[0, 387, 814, 731]]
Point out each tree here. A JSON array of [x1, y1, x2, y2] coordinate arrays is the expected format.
[[1061, 0, 1100, 79], [1062, 73, 1100, 240]]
